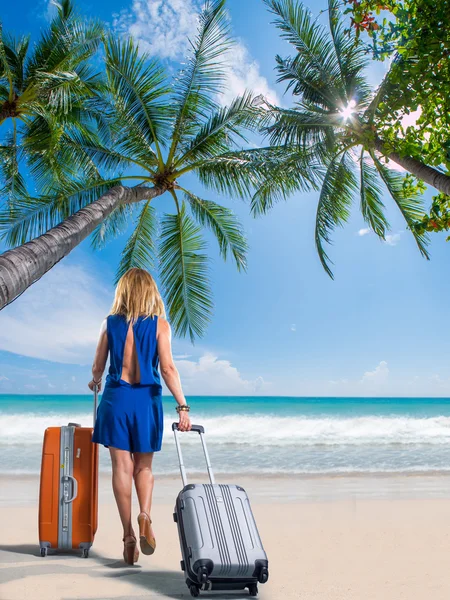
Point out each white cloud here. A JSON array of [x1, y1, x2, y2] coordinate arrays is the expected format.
[[0, 262, 112, 363], [358, 228, 371, 237], [361, 360, 389, 385], [385, 232, 402, 246], [0, 375, 9, 381], [113, 0, 279, 107], [220, 42, 279, 107], [173, 352, 270, 395], [290, 324, 296, 332], [113, 0, 201, 60]]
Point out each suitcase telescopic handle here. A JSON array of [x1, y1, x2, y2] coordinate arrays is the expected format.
[[172, 423, 204, 434], [93, 384, 99, 427], [172, 422, 215, 487]]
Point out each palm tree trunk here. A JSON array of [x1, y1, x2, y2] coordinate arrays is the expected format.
[[0, 184, 166, 310], [374, 138, 450, 195]]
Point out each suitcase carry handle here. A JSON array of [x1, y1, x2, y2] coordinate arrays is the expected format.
[[172, 422, 215, 487], [63, 475, 78, 503]]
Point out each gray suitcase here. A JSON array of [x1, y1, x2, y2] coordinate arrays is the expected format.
[[172, 423, 269, 597]]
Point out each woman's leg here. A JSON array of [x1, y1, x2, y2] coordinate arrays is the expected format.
[[133, 452, 156, 536], [109, 447, 135, 537]]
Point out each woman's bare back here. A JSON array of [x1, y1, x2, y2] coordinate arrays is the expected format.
[[120, 325, 141, 384]]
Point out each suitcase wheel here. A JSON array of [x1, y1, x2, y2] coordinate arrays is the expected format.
[[81, 549, 89, 559], [248, 583, 258, 597], [189, 584, 200, 597], [197, 566, 208, 584], [258, 566, 269, 584], [40, 547, 48, 557], [173, 512, 178, 523]]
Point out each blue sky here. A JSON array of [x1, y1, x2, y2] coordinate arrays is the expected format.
[[1, 0, 450, 397]]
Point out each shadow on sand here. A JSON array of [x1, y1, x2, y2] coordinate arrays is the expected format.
[[0, 545, 255, 599]]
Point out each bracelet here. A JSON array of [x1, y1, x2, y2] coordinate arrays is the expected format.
[[176, 404, 190, 413], [92, 378, 102, 385]]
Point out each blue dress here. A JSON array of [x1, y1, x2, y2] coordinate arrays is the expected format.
[[92, 314, 164, 453]]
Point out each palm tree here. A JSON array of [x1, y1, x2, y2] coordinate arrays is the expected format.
[[260, 0, 450, 276], [0, 0, 104, 205], [0, 0, 298, 341]]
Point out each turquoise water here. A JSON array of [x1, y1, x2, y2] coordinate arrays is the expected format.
[[1, 394, 450, 475]]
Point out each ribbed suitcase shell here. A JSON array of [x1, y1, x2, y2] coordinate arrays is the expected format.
[[38, 424, 98, 557], [172, 424, 269, 594]]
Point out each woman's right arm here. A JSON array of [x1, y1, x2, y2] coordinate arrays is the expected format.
[[157, 317, 191, 431]]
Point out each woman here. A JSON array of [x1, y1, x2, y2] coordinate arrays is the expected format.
[[89, 268, 191, 565]]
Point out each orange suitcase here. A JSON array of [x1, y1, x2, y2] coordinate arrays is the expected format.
[[38, 389, 99, 557]]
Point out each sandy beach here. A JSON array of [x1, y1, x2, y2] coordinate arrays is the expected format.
[[2, 474, 450, 600]]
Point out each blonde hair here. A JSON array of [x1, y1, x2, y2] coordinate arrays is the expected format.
[[110, 268, 166, 322]]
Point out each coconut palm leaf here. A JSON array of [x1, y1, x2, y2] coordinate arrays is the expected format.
[[0, 193, 62, 247], [182, 187, 248, 270], [265, 105, 339, 148], [26, 3, 103, 83], [315, 151, 357, 278], [1, 33, 29, 95], [0, 134, 28, 204], [114, 201, 158, 280], [0, 24, 14, 102], [371, 151, 430, 258], [159, 202, 212, 342], [1, 175, 129, 246], [359, 150, 388, 238], [265, 0, 343, 109], [177, 92, 260, 166], [167, 0, 231, 163], [327, 0, 371, 101], [104, 35, 172, 161], [251, 145, 323, 215], [91, 202, 134, 251]]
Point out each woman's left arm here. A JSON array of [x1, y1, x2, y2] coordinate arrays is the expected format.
[[88, 319, 109, 392]]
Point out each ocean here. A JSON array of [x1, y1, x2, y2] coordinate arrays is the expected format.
[[1, 395, 450, 477]]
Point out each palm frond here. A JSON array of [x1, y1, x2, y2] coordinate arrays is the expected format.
[[327, 0, 371, 104], [265, 0, 344, 110], [168, 0, 231, 162], [104, 35, 172, 160], [265, 104, 339, 147], [359, 149, 388, 238], [0, 23, 14, 101], [251, 145, 324, 215], [159, 201, 213, 342], [176, 91, 260, 166], [1, 32, 29, 95], [197, 145, 322, 206], [315, 151, 357, 277], [91, 202, 134, 250], [26, 3, 103, 82], [0, 193, 61, 247], [114, 201, 158, 281], [182, 187, 248, 270], [0, 133, 28, 204], [371, 151, 430, 258]]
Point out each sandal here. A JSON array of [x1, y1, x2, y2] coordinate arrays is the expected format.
[[137, 512, 156, 555], [123, 534, 139, 565]]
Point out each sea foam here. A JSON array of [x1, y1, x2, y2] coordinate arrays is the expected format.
[[2, 413, 450, 447]]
